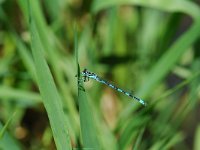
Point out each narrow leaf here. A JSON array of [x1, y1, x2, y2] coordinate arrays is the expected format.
[[28, 1, 72, 150]]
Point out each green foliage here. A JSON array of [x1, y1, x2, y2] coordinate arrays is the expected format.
[[0, 0, 200, 149], [28, 1, 72, 149], [75, 26, 100, 150], [0, 112, 20, 150]]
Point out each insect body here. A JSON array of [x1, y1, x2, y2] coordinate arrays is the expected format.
[[81, 69, 147, 106]]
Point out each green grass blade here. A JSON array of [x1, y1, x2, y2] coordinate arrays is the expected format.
[[92, 0, 200, 20], [0, 117, 21, 150], [28, 1, 72, 150], [0, 86, 41, 104], [18, 0, 79, 141], [0, 112, 16, 139], [155, 71, 200, 102], [18, 0, 78, 120], [75, 26, 100, 150], [194, 125, 200, 150], [118, 115, 150, 149], [77, 81, 100, 150], [132, 128, 145, 150]]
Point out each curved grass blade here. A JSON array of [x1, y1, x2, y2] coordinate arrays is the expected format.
[[0, 114, 21, 150], [0, 112, 16, 139], [132, 128, 145, 150], [194, 125, 200, 150], [28, 1, 72, 150], [92, 0, 200, 20], [17, 0, 78, 126], [75, 25, 100, 150], [0, 86, 41, 104]]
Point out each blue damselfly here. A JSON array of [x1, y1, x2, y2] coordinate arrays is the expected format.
[[81, 69, 147, 106]]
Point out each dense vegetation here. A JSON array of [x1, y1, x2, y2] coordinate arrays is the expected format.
[[0, 0, 200, 150]]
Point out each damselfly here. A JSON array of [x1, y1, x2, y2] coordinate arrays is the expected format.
[[81, 69, 147, 106]]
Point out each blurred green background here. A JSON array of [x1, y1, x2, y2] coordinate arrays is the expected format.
[[0, 0, 200, 150]]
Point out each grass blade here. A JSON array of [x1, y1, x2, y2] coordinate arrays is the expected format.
[[194, 125, 200, 150], [0, 86, 41, 104], [0, 112, 16, 139], [28, 1, 72, 150], [75, 25, 100, 150], [132, 128, 145, 150], [0, 114, 21, 150]]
